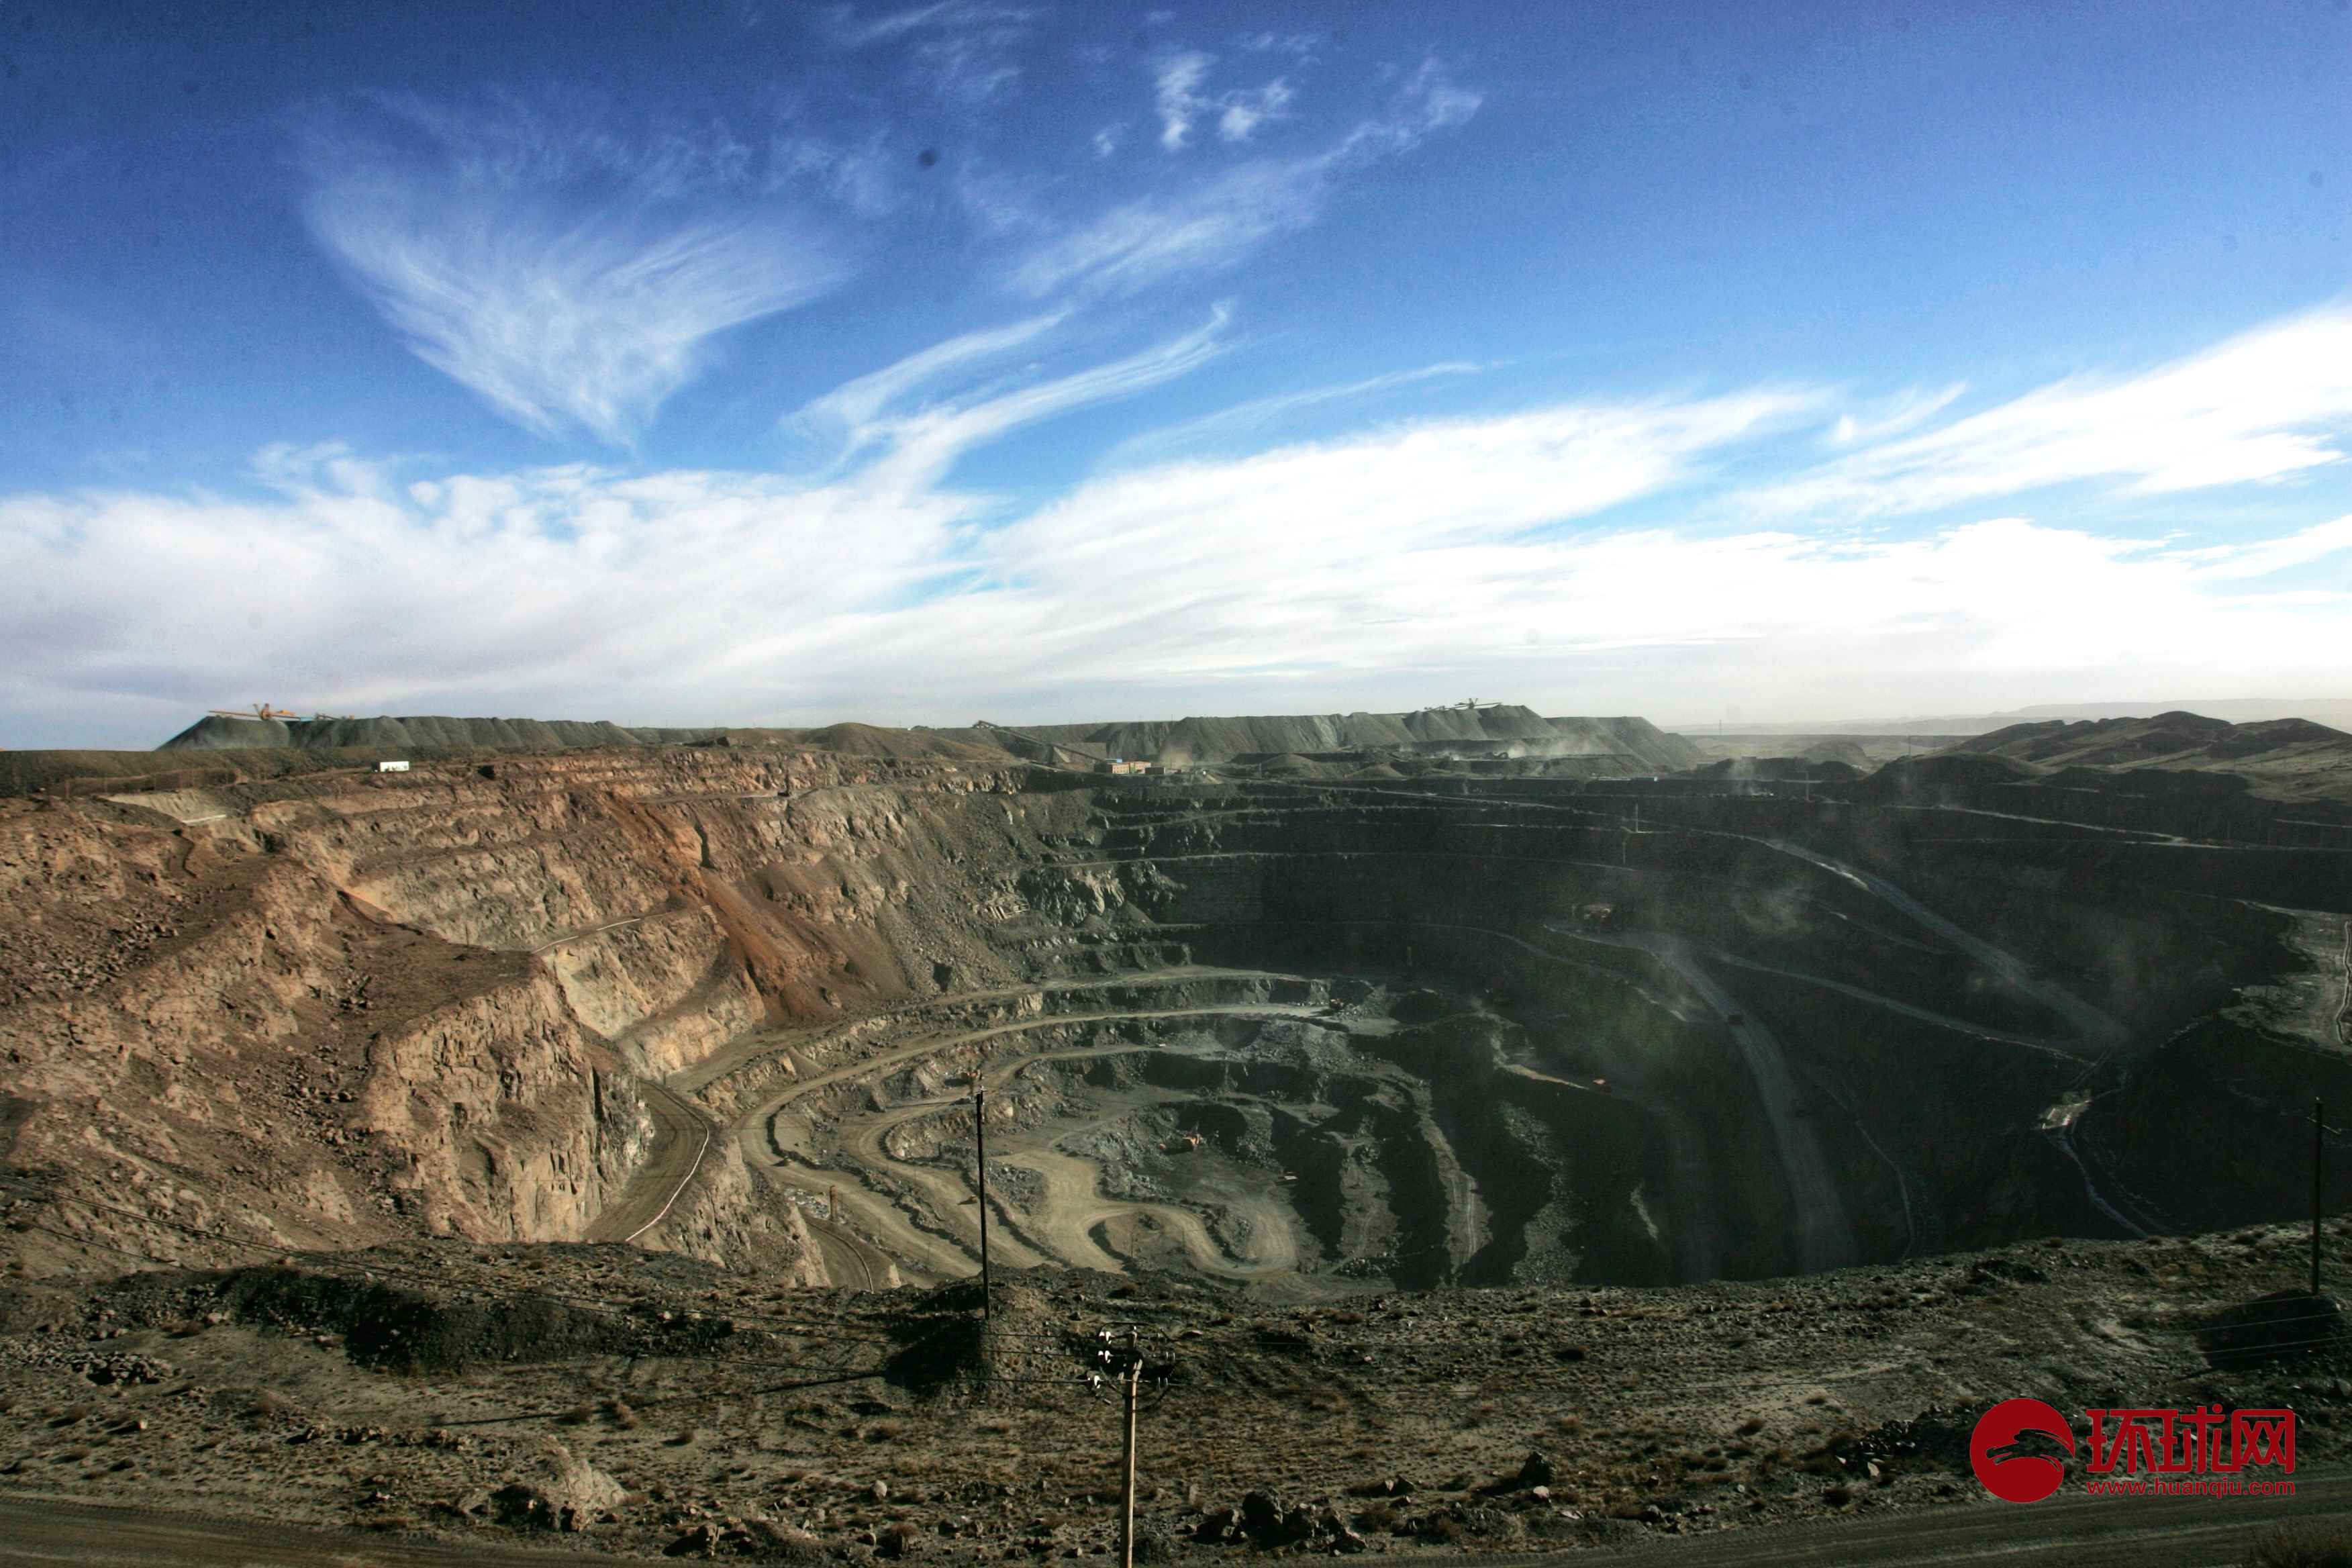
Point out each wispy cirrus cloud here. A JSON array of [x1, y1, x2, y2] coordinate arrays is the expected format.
[[1759, 307, 2352, 518], [822, 1, 1038, 106], [783, 311, 1068, 464], [2186, 513, 2352, 581], [1011, 58, 1480, 297], [299, 95, 848, 444], [1824, 383, 1967, 447], [1154, 52, 1215, 150], [1233, 32, 1322, 58], [1099, 360, 1486, 467], [1152, 49, 1293, 150], [868, 307, 1229, 487], [786, 307, 1231, 487], [825, 0, 1033, 46], [1215, 81, 1295, 144]]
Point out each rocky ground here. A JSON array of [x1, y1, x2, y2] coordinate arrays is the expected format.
[[3, 1222, 2349, 1560]]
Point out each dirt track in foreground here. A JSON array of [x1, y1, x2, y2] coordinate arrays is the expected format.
[[5, 1476, 2347, 1567]]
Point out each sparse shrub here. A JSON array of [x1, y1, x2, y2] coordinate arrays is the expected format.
[[1737, 1416, 1766, 1434], [1552, 1414, 1583, 1434], [977, 1416, 1012, 1434], [243, 1391, 289, 1420], [1355, 1501, 1399, 1532], [864, 1420, 905, 1443], [1822, 1485, 1853, 1507], [557, 1403, 595, 1426]]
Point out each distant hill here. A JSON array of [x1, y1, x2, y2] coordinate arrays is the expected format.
[[2006, 698, 2352, 729], [150, 705, 1700, 775], [938, 706, 1700, 773], [1955, 711, 2349, 766], [159, 714, 724, 751], [1668, 697, 2352, 737], [155, 714, 1014, 765], [1922, 711, 2352, 804], [703, 724, 1011, 763]]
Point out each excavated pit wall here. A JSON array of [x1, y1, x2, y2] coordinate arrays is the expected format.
[[1073, 779, 2326, 1273], [0, 750, 1100, 1281], [0, 807, 659, 1273], [5, 753, 2334, 1290]]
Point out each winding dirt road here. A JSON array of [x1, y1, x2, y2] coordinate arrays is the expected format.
[[730, 995, 1329, 1283], [583, 1081, 710, 1245], [1548, 924, 1860, 1274], [1761, 838, 2128, 1052]]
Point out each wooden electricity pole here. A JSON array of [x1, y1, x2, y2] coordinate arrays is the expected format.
[[973, 1073, 991, 1319], [1118, 1330, 1142, 1568], [2315, 1098, 2327, 1299]]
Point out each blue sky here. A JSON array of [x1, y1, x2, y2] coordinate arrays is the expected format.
[[3, 1, 2348, 748]]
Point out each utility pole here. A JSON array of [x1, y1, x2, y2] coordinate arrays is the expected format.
[[1118, 1329, 1142, 1568], [1087, 1329, 1157, 1568], [973, 1070, 992, 1320], [2315, 1099, 2328, 1299]]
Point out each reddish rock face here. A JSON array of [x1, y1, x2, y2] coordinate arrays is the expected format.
[[0, 746, 1051, 1281]]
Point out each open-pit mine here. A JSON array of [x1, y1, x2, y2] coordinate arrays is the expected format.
[[5, 705, 2352, 1560]]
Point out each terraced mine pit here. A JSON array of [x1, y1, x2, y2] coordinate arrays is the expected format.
[[6, 735, 2348, 1303], [7, 717, 2352, 1557]]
